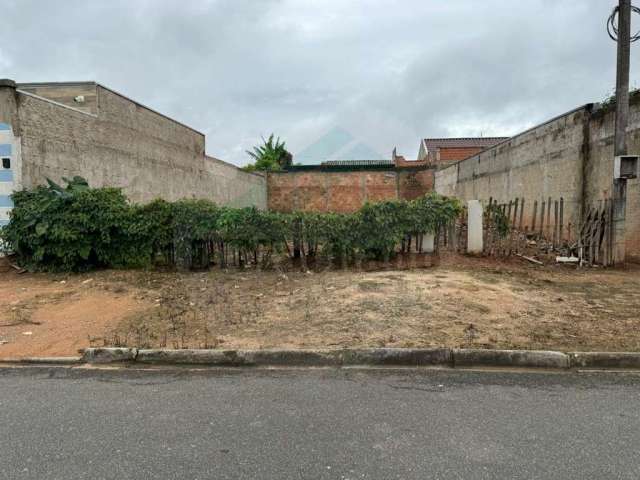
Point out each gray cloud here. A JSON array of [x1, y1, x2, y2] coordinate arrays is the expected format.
[[0, 0, 637, 164]]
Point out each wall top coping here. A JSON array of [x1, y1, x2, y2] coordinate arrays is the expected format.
[[16, 81, 205, 138], [436, 103, 595, 177], [0, 79, 16, 88], [16, 89, 98, 118]]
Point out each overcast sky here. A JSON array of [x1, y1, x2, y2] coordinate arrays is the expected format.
[[1, 0, 638, 165]]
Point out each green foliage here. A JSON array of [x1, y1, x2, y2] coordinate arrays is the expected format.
[[358, 201, 409, 260], [1, 177, 142, 271], [171, 199, 220, 269], [218, 207, 286, 266], [600, 87, 640, 111], [243, 134, 292, 172], [131, 199, 175, 264], [408, 192, 463, 235], [2, 177, 463, 272], [485, 203, 510, 238]]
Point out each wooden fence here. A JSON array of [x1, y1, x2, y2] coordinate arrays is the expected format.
[[577, 199, 615, 267], [441, 196, 614, 266]]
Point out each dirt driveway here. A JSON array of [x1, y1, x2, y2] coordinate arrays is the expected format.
[[1, 255, 640, 358]]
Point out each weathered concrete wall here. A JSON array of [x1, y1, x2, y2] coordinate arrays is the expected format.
[[268, 168, 434, 213], [584, 96, 640, 261], [434, 98, 640, 261], [3, 83, 266, 208], [435, 107, 590, 234], [18, 82, 98, 115], [204, 156, 266, 208]]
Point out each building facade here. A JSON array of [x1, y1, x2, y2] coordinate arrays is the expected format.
[[418, 137, 509, 167]]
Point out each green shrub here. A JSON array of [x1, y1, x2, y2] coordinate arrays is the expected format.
[[2, 177, 142, 271], [357, 201, 410, 260], [171, 199, 220, 269], [485, 203, 510, 238], [131, 199, 175, 265], [1, 176, 463, 272]]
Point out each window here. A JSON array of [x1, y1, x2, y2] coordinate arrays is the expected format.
[[1, 158, 9, 169]]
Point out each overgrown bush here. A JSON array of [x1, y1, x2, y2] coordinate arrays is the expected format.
[[1, 177, 144, 271], [1, 177, 463, 272], [485, 203, 510, 238]]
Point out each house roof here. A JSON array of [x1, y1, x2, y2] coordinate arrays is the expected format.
[[423, 137, 509, 151], [285, 158, 429, 172], [322, 160, 393, 167]]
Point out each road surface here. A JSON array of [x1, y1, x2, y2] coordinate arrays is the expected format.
[[1, 366, 639, 479]]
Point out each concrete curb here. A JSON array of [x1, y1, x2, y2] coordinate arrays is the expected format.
[[3, 348, 640, 370], [136, 349, 247, 366], [134, 348, 451, 367], [0, 356, 83, 365], [453, 349, 570, 369], [339, 348, 451, 366], [81, 348, 137, 364], [569, 352, 640, 369]]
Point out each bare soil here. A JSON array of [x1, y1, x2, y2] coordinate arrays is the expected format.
[[2, 254, 640, 358]]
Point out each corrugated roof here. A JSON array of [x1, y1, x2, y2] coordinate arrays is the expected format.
[[321, 160, 394, 167]]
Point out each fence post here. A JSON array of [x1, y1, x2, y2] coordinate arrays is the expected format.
[[423, 233, 435, 253], [467, 200, 483, 254]]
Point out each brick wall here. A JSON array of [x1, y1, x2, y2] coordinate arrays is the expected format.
[[398, 169, 435, 200], [268, 168, 434, 213]]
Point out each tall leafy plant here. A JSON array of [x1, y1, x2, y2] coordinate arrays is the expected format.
[[243, 134, 292, 172]]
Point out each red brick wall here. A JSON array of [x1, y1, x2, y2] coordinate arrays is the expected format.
[[438, 146, 484, 163], [398, 169, 435, 201], [268, 168, 434, 213]]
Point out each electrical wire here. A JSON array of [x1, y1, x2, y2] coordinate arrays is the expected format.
[[607, 4, 640, 42]]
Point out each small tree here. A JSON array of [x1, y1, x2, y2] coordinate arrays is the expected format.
[[243, 134, 292, 172]]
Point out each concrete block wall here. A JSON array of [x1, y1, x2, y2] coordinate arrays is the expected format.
[[0, 81, 266, 212], [267, 168, 434, 213], [18, 82, 98, 115], [434, 99, 640, 262], [204, 156, 266, 208], [585, 94, 640, 261]]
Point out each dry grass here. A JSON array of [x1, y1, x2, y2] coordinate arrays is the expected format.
[[101, 257, 640, 352], [2, 255, 640, 357]]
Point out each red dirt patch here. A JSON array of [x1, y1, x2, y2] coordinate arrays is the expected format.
[[0, 271, 151, 358]]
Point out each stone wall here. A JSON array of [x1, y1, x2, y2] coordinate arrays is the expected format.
[[268, 168, 434, 213], [0, 82, 266, 209], [434, 97, 640, 262]]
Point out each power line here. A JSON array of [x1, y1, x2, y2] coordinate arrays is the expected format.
[[607, 3, 640, 42]]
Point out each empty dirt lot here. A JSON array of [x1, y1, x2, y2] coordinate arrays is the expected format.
[[1, 255, 640, 358]]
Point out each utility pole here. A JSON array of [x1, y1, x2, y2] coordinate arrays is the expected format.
[[614, 0, 631, 157], [611, 0, 632, 264]]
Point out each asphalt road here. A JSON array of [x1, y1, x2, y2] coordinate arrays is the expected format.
[[1, 366, 640, 480]]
